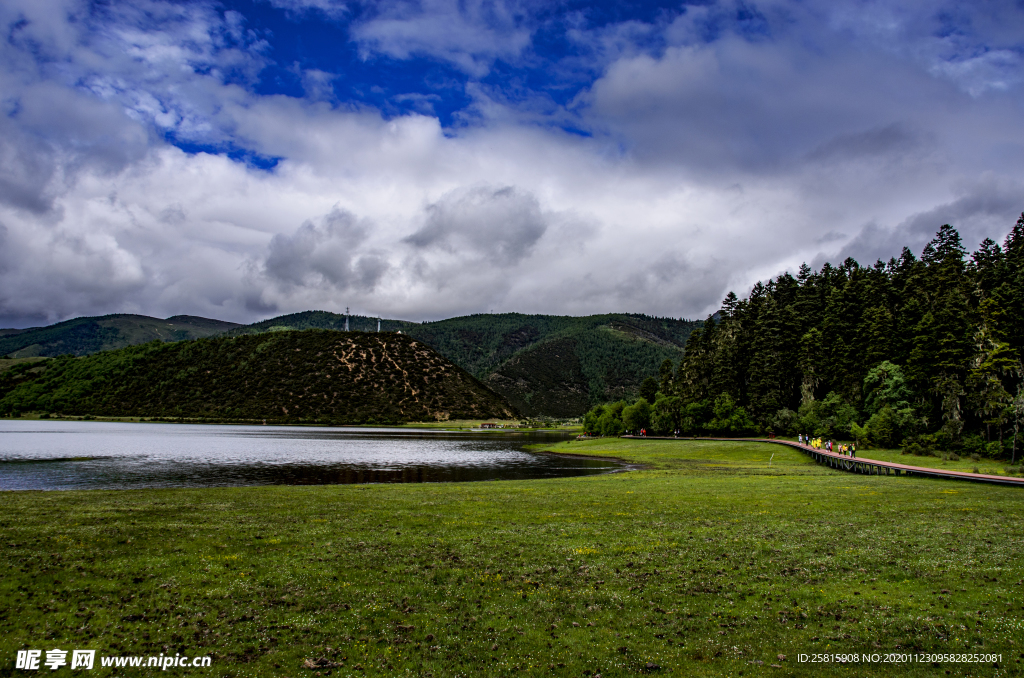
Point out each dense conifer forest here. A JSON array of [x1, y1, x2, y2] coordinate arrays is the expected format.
[[585, 216, 1024, 462]]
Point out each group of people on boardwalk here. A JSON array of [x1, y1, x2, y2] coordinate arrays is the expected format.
[[798, 434, 856, 458]]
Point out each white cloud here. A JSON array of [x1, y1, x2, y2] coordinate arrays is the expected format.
[[0, 0, 1022, 327], [351, 0, 534, 77], [263, 207, 385, 290], [264, 0, 348, 20]]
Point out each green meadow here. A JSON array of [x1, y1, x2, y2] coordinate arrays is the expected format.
[[2, 439, 1022, 677]]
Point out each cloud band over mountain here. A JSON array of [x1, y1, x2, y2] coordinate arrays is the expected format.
[[0, 0, 1021, 327]]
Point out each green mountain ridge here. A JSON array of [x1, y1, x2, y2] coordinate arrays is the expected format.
[[1, 310, 701, 417], [0, 330, 515, 424], [221, 310, 418, 336], [0, 314, 240, 358], [224, 311, 700, 415]]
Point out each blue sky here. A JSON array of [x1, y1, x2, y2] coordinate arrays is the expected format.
[[1, 0, 1022, 326]]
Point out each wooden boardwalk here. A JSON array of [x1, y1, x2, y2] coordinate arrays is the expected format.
[[622, 436, 1024, 488]]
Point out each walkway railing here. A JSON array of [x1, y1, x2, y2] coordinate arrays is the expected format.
[[622, 436, 1024, 488]]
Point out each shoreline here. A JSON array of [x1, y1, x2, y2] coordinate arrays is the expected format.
[[525, 444, 647, 473], [0, 414, 582, 433], [0, 423, 616, 493]]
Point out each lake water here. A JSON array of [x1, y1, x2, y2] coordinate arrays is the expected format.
[[0, 420, 619, 490]]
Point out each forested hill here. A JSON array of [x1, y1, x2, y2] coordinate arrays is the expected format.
[[0, 315, 239, 358], [592, 215, 1024, 460], [421, 314, 698, 417], [410, 314, 696, 377], [225, 311, 701, 417], [2, 311, 700, 419], [0, 330, 516, 424]]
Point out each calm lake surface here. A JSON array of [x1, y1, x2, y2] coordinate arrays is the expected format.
[[0, 420, 620, 490]]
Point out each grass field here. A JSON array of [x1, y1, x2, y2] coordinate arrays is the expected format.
[[2, 438, 1022, 677]]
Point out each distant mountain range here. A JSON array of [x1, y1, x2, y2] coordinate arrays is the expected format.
[[0, 314, 239, 358], [1, 310, 700, 416], [0, 330, 514, 424]]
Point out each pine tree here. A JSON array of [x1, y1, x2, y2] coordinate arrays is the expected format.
[[1002, 214, 1024, 358], [747, 295, 787, 419], [658, 358, 676, 396]]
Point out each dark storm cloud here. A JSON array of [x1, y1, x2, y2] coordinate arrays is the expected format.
[[264, 208, 388, 291], [581, 0, 1024, 182], [0, 221, 8, 272], [0, 82, 151, 214], [574, 251, 733, 319], [805, 124, 922, 164], [0, 129, 56, 214], [838, 183, 1024, 265], [404, 185, 547, 267], [585, 33, 948, 173]]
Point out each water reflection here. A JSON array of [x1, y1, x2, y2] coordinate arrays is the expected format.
[[0, 421, 618, 490]]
